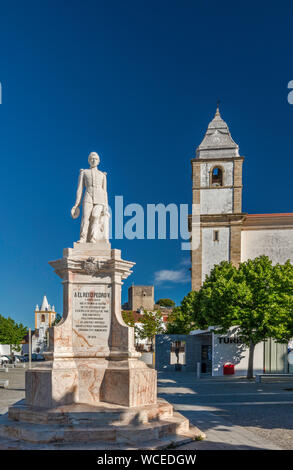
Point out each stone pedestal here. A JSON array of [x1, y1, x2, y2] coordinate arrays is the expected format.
[[0, 241, 205, 449], [26, 241, 156, 408]]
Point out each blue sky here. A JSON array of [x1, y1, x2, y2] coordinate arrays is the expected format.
[[0, 0, 293, 328]]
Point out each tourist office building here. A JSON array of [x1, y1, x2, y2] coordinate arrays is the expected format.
[[187, 107, 293, 376]]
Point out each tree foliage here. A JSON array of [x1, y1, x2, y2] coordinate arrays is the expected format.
[[156, 298, 175, 308], [138, 310, 164, 341], [122, 311, 143, 344], [0, 315, 28, 352], [122, 310, 165, 350], [166, 291, 198, 334], [52, 313, 62, 326], [195, 256, 293, 378], [122, 311, 136, 327]]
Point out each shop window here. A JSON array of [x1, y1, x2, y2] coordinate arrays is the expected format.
[[170, 341, 186, 365]]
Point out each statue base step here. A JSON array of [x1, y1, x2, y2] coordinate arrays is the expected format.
[[0, 399, 205, 450]]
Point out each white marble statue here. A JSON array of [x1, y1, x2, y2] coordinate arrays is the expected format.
[[71, 152, 109, 243]]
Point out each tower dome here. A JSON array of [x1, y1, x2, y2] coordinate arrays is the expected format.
[[196, 105, 240, 159]]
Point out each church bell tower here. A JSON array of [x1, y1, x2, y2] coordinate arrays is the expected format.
[[191, 106, 245, 290]]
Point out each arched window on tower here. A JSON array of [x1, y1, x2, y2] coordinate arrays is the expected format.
[[211, 167, 223, 187]]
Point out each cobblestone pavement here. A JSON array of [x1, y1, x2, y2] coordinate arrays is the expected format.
[[157, 372, 293, 450], [0, 366, 26, 415], [1, 367, 293, 450]]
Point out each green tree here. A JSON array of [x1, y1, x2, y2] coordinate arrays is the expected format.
[[122, 311, 143, 344], [52, 313, 62, 326], [156, 298, 175, 308], [122, 311, 136, 327], [194, 256, 293, 379], [138, 310, 164, 350], [0, 315, 28, 352], [166, 291, 198, 334]]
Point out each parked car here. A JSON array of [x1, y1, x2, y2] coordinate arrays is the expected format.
[[6, 355, 16, 364], [22, 353, 46, 362], [13, 355, 24, 363], [4, 355, 22, 364], [35, 354, 45, 361]]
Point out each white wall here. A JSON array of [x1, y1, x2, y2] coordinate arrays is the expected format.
[[202, 227, 230, 282], [200, 188, 233, 214], [212, 328, 264, 376], [0, 344, 11, 355], [241, 229, 293, 264], [199, 161, 234, 215]]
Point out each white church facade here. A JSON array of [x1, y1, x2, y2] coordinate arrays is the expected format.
[[33, 295, 56, 353], [190, 106, 293, 376]]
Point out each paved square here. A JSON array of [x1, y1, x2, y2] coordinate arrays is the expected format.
[[0, 367, 26, 415], [158, 372, 293, 450], [2, 367, 293, 450]]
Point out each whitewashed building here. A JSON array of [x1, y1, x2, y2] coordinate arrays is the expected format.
[[190, 106, 293, 376], [22, 295, 57, 355]]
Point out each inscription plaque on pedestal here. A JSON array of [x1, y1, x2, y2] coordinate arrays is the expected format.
[[72, 284, 111, 350]]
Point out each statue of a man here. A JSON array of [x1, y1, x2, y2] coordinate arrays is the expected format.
[[71, 152, 109, 243]]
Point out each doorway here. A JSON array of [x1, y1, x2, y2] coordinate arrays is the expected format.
[[201, 345, 212, 374]]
